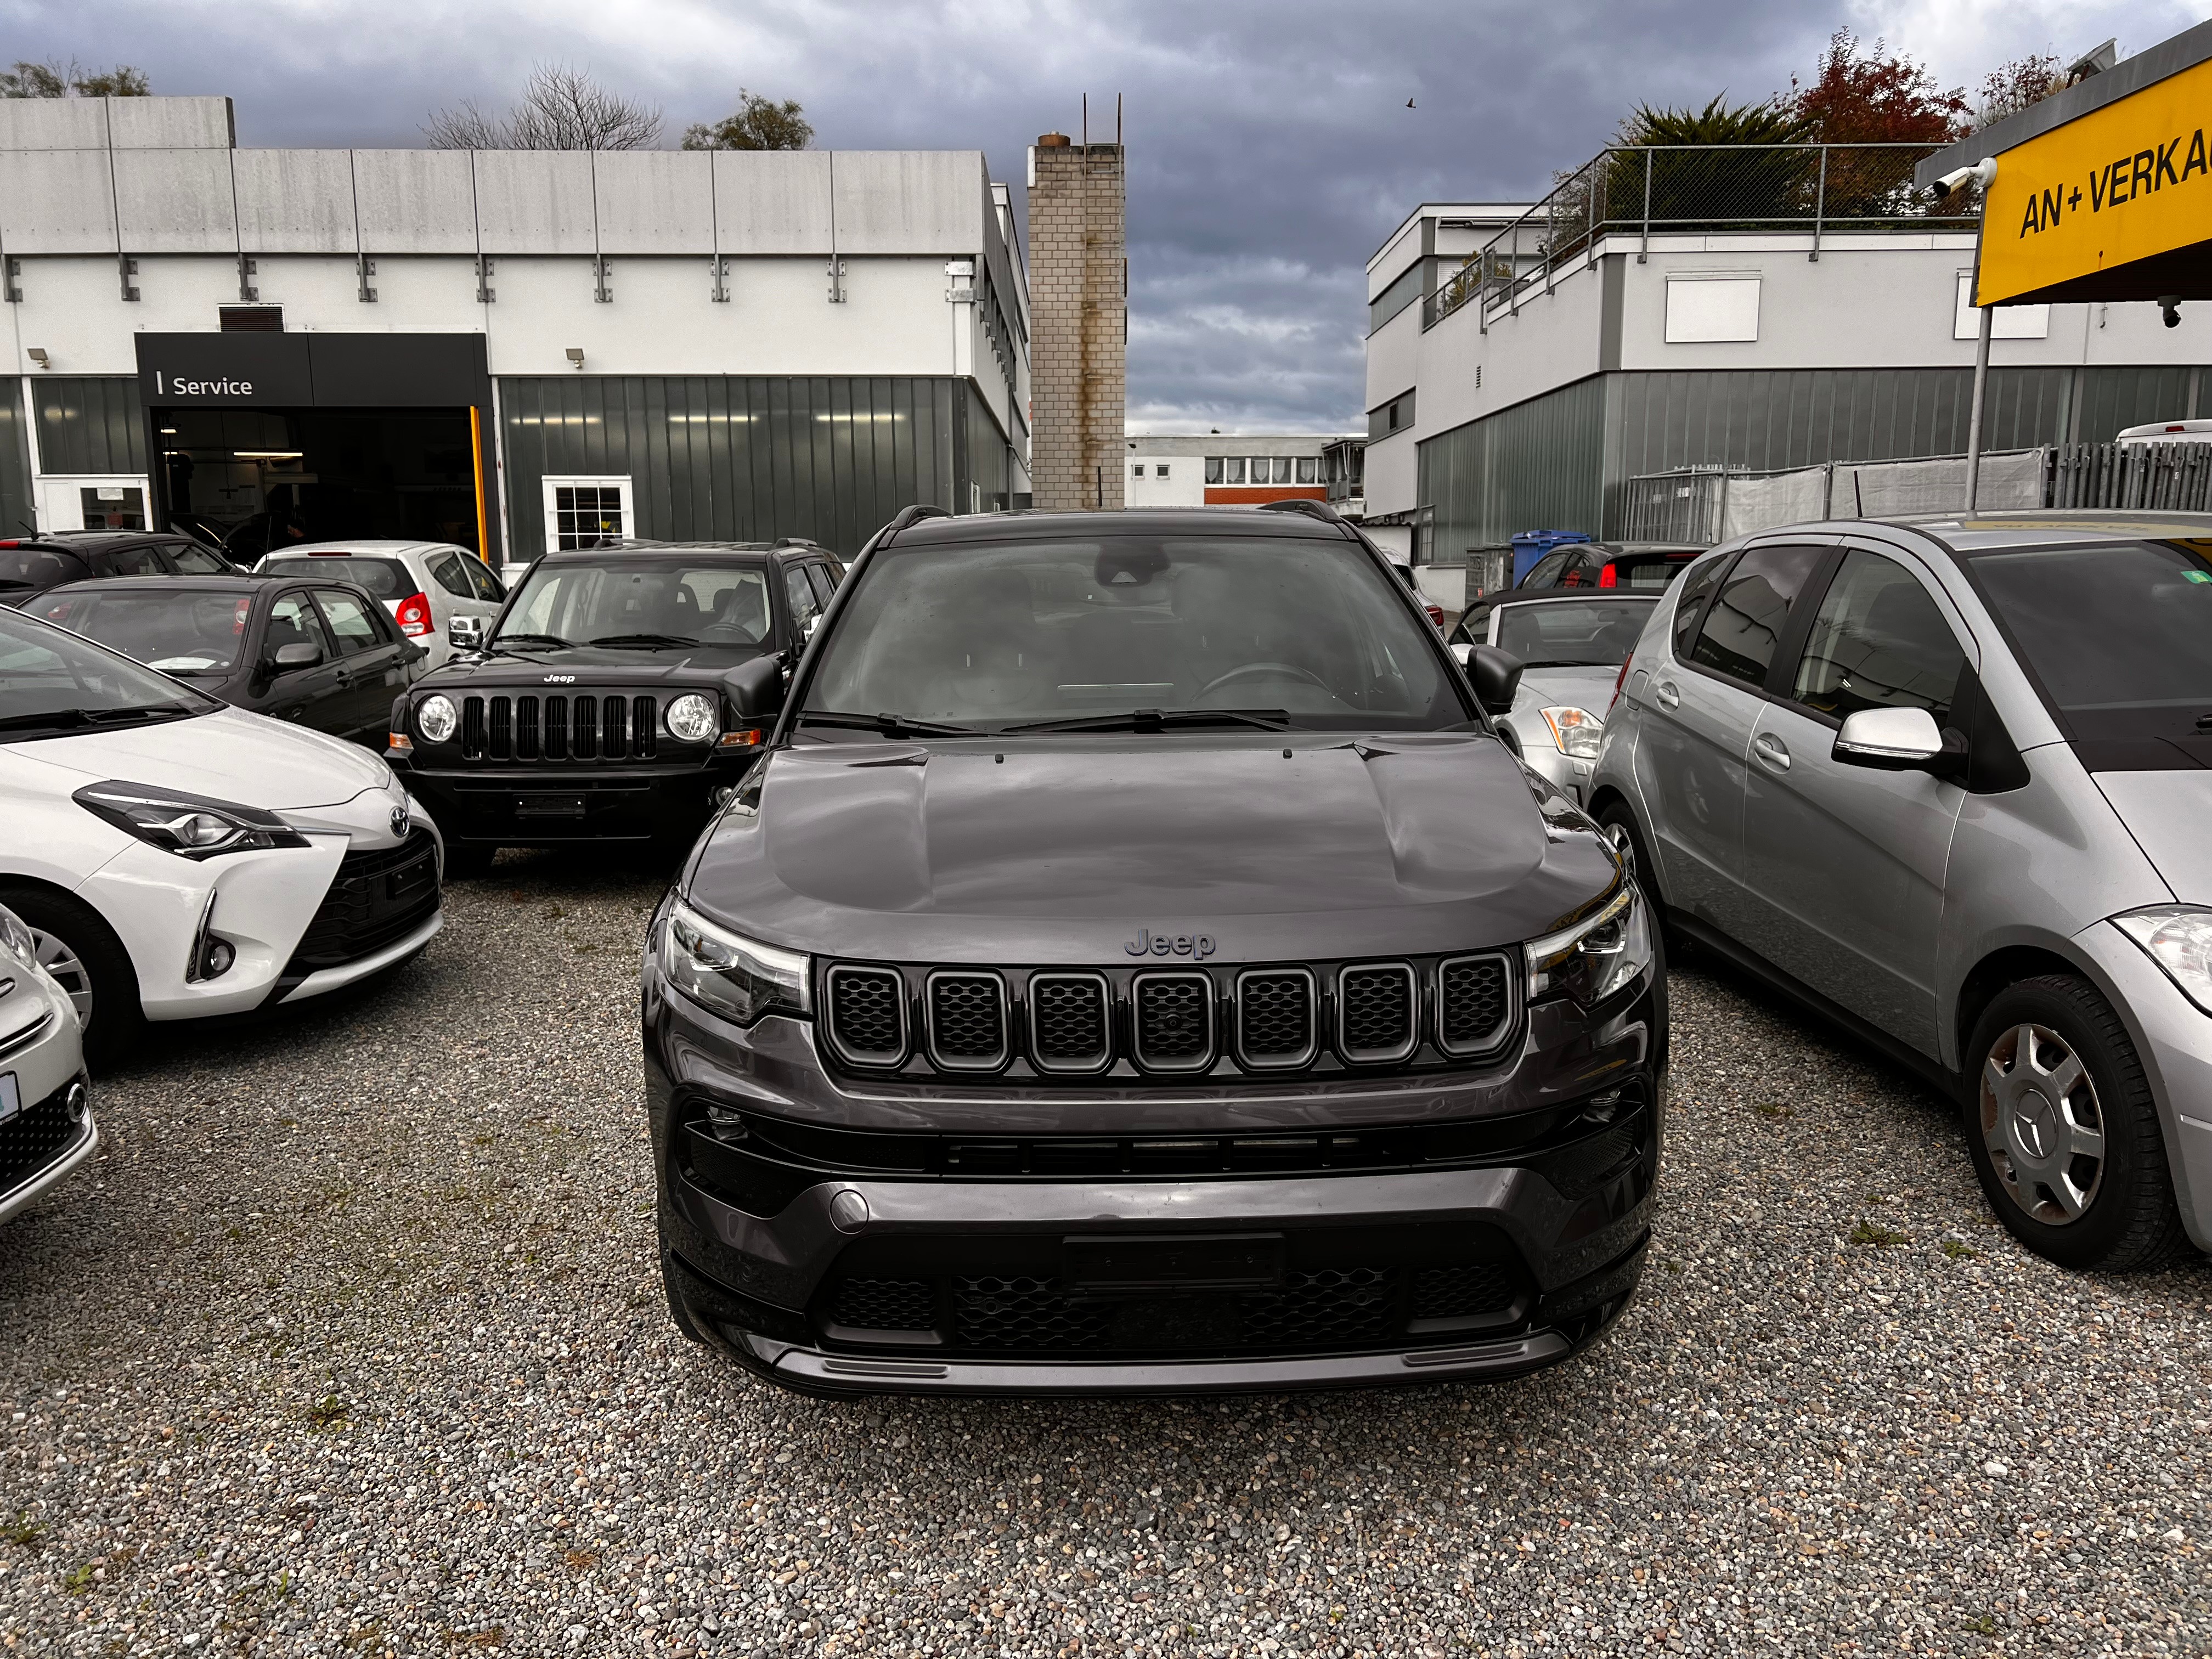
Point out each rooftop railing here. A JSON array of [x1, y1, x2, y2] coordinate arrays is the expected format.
[[1425, 143, 1976, 330]]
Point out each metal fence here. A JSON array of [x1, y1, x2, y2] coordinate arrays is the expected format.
[[1619, 442, 2212, 544], [1425, 144, 1976, 331]]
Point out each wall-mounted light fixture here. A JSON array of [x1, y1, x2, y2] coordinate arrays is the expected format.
[[26, 347, 48, 369], [566, 347, 586, 370]]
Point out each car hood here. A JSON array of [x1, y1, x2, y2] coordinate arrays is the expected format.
[[686, 731, 1621, 964], [4, 705, 392, 810], [423, 645, 770, 689], [2095, 770, 2212, 906]]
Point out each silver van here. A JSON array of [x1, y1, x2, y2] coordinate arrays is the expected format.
[[1589, 511, 2212, 1271]]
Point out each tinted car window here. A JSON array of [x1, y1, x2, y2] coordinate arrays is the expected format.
[[1792, 551, 1964, 727], [802, 535, 1464, 731], [32, 588, 255, 674], [262, 555, 413, 600], [0, 606, 219, 730], [265, 592, 335, 662], [463, 556, 505, 602], [1496, 599, 1658, 668], [108, 544, 167, 577], [429, 552, 476, 599], [1689, 544, 1826, 687], [1671, 555, 1731, 656], [1611, 550, 1696, 590], [805, 563, 838, 608], [317, 589, 383, 656], [1447, 602, 1494, 648], [499, 559, 770, 647], [168, 542, 232, 575], [784, 566, 821, 634], [0, 546, 89, 593], [1965, 538, 2212, 738], [1521, 551, 1571, 590]]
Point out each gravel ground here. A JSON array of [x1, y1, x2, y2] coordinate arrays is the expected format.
[[2, 860, 2209, 1658]]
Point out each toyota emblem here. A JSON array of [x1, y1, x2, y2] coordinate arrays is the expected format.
[[390, 804, 410, 839]]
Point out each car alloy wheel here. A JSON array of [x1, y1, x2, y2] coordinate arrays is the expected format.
[[1979, 1020, 2104, 1226], [30, 924, 93, 1025]]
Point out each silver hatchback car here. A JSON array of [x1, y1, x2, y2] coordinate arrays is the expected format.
[[1590, 511, 2212, 1271]]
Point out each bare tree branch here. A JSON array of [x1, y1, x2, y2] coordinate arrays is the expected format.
[[425, 63, 662, 150]]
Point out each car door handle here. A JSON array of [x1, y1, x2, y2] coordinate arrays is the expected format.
[[1753, 733, 1791, 771], [1654, 681, 1681, 711]]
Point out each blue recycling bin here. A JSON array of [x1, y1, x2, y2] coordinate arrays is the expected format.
[[1509, 529, 1591, 585]]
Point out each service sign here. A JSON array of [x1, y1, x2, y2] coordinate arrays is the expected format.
[[134, 334, 313, 407], [1976, 53, 2212, 307]]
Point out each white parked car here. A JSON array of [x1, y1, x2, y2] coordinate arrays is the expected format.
[[0, 900, 94, 1223], [255, 541, 506, 670], [0, 604, 443, 1068]]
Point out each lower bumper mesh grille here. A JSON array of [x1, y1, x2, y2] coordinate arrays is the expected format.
[[0, 1088, 87, 1197]]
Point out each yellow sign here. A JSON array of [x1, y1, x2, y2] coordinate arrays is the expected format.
[[1976, 53, 2212, 306]]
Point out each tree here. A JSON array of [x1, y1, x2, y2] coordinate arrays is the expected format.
[[426, 63, 662, 151], [1596, 97, 1816, 235], [682, 91, 812, 151], [1976, 52, 2059, 129], [1, 58, 148, 98], [1786, 30, 1971, 143]]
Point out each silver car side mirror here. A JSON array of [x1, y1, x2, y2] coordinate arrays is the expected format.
[[1833, 706, 1951, 771], [449, 615, 486, 651]]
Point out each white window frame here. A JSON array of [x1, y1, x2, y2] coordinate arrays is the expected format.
[[1663, 273, 1761, 344], [37, 475, 153, 533], [540, 475, 635, 551]]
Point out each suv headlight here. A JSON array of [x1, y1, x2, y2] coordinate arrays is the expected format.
[[661, 899, 809, 1026], [1541, 706, 1604, 759], [665, 693, 719, 744], [73, 781, 311, 860], [1526, 885, 1650, 1005], [2114, 906, 2212, 1015], [0, 904, 35, 968], [415, 694, 458, 744]]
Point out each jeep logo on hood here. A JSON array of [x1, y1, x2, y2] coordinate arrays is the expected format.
[[543, 674, 576, 684], [1125, 928, 1216, 959]]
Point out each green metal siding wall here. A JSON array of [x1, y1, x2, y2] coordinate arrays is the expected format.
[[959, 382, 1017, 515], [0, 380, 31, 535], [2068, 365, 2200, 441], [31, 377, 146, 475], [500, 376, 964, 560], [1416, 377, 1607, 559]]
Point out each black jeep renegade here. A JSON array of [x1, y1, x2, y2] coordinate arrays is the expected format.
[[644, 503, 1664, 1395]]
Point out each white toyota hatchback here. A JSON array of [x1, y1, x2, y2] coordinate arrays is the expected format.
[[0, 604, 443, 1068]]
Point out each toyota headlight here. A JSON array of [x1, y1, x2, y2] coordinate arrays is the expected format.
[[0, 904, 35, 968], [665, 692, 719, 745], [73, 781, 311, 860], [2114, 906, 2212, 1016], [1526, 885, 1650, 1006], [660, 899, 809, 1026], [415, 694, 459, 745], [1541, 706, 1604, 760]]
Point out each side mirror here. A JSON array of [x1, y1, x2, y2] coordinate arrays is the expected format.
[[448, 615, 485, 652], [272, 641, 323, 670], [721, 654, 786, 721], [803, 612, 822, 640], [1449, 641, 1472, 667], [1833, 706, 1963, 772], [1469, 644, 1524, 716]]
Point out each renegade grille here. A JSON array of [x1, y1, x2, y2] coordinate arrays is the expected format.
[[818, 951, 1521, 1079], [456, 693, 658, 761]]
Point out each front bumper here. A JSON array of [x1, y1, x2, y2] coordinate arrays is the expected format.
[[0, 1075, 97, 1226], [395, 759, 731, 848], [647, 954, 1663, 1397]]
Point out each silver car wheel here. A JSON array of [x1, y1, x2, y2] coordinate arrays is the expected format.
[[31, 926, 93, 1026], [1603, 820, 1637, 878], [1980, 1021, 2105, 1226]]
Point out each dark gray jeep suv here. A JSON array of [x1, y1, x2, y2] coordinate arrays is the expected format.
[[642, 503, 1664, 1395]]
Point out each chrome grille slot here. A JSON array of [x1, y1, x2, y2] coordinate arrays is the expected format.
[[1132, 972, 1215, 1072], [514, 693, 540, 759], [1438, 952, 1516, 1058], [544, 695, 568, 760], [487, 695, 512, 759], [1234, 968, 1317, 1069], [825, 964, 907, 1068], [573, 694, 599, 760], [633, 695, 657, 758], [459, 695, 486, 757], [926, 972, 1008, 1071], [1027, 972, 1110, 1073], [1338, 962, 1417, 1064]]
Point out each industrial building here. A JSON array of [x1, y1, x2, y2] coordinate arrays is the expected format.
[[1121, 433, 1357, 507], [0, 95, 1031, 560]]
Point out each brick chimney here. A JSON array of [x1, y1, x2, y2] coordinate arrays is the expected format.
[[1027, 129, 1125, 511]]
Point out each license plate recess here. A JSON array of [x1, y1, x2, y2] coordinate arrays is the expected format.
[[1063, 1233, 1284, 1294]]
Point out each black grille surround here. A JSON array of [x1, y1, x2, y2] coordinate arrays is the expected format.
[[281, 830, 441, 976], [814, 949, 1524, 1082]]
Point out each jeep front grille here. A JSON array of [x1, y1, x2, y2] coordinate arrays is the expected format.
[[1338, 963, 1418, 1064], [1233, 968, 1316, 1069], [824, 965, 908, 1066], [1437, 953, 1514, 1057], [458, 693, 659, 761], [926, 972, 1008, 1070], [1132, 972, 1215, 1072], [1028, 973, 1110, 1073]]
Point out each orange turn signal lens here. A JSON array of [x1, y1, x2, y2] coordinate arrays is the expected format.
[[718, 727, 764, 748], [387, 732, 413, 752]]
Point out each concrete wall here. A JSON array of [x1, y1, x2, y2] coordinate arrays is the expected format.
[[1027, 140, 1124, 510]]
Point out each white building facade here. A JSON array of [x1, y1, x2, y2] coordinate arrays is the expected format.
[[0, 95, 1031, 559], [1122, 433, 1357, 509]]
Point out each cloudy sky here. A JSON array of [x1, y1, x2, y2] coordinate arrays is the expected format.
[[9, 0, 2208, 430]]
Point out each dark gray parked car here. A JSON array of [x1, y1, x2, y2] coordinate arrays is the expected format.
[[1591, 510, 2212, 1272], [642, 502, 1664, 1396]]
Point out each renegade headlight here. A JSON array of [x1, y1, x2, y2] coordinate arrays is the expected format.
[[665, 693, 719, 745], [1541, 706, 1604, 760], [2114, 906, 2212, 1017], [1525, 885, 1649, 1006], [0, 903, 35, 968], [72, 781, 311, 861], [415, 694, 458, 745], [661, 899, 809, 1026]]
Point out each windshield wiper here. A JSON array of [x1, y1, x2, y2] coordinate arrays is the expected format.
[[1004, 707, 1294, 734], [0, 702, 196, 736], [796, 710, 984, 738], [0, 708, 90, 733], [589, 633, 698, 648], [488, 633, 572, 651]]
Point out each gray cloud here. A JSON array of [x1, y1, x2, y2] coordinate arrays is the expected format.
[[7, 0, 2196, 429]]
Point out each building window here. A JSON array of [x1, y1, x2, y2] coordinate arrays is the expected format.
[[1205, 456, 1223, 484], [1389, 402, 1402, 431], [1295, 456, 1316, 484], [1155, 464, 1170, 481], [1224, 458, 1246, 484], [1131, 464, 1146, 478], [543, 476, 634, 550], [1274, 458, 1293, 484]]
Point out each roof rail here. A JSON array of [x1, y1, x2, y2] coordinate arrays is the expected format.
[[1257, 499, 1345, 525], [770, 536, 819, 549], [878, 504, 952, 543]]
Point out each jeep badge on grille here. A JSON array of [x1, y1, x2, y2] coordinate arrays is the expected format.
[[1124, 928, 1215, 958]]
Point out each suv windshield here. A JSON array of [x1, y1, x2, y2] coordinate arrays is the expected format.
[[1966, 538, 2212, 741], [800, 534, 1466, 731], [1496, 599, 1656, 667], [262, 554, 414, 600], [33, 588, 255, 673], [0, 606, 219, 738], [496, 558, 772, 649], [0, 545, 91, 592]]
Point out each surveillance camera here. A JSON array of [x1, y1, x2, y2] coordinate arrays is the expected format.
[[1930, 157, 1999, 200], [2159, 295, 2182, 329]]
